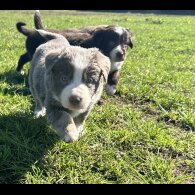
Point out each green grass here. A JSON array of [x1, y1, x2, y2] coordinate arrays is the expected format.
[[0, 10, 195, 184]]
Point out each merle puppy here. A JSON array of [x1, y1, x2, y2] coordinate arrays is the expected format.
[[16, 11, 134, 95], [29, 30, 111, 142]]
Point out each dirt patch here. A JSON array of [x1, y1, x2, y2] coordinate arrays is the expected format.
[[157, 115, 195, 131]]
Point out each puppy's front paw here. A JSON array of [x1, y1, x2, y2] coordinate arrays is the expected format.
[[63, 124, 80, 143], [106, 84, 116, 96], [34, 108, 46, 118]]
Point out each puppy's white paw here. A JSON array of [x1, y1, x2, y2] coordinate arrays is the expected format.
[[34, 108, 46, 118], [63, 131, 80, 143], [106, 84, 116, 96], [63, 124, 80, 143]]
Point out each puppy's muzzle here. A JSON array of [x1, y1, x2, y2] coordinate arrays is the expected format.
[[69, 95, 82, 106], [116, 51, 125, 61], [67, 85, 90, 110]]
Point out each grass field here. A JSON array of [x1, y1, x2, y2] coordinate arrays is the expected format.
[[0, 10, 195, 184]]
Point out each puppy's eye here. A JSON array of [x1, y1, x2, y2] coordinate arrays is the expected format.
[[61, 76, 68, 83], [86, 78, 93, 84]]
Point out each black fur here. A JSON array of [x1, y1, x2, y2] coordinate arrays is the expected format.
[[16, 11, 134, 95], [16, 13, 133, 73]]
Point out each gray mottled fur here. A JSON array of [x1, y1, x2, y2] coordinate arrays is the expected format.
[[29, 30, 110, 142]]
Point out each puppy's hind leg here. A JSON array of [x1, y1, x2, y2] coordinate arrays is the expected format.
[[16, 52, 30, 75]]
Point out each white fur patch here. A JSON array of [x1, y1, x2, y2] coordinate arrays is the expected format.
[[110, 45, 123, 61], [115, 26, 124, 36], [106, 84, 116, 96], [71, 110, 85, 118], [60, 84, 90, 113], [63, 129, 80, 142], [34, 107, 46, 118], [110, 61, 124, 72]]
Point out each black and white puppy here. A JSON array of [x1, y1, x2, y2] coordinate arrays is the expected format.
[[29, 30, 110, 142], [16, 11, 134, 95]]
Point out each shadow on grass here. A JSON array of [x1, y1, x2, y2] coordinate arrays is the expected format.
[[0, 70, 30, 96], [0, 112, 59, 183], [157, 115, 195, 131], [0, 70, 26, 85]]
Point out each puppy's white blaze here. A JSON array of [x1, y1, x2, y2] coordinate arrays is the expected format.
[[60, 54, 91, 115], [106, 84, 116, 96], [115, 26, 124, 36], [110, 45, 123, 61], [72, 52, 89, 84]]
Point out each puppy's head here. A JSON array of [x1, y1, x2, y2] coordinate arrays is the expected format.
[[45, 47, 110, 112], [92, 25, 134, 62]]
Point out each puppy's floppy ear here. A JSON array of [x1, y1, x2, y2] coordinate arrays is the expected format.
[[128, 39, 134, 49], [82, 28, 106, 48], [93, 29, 105, 46], [95, 52, 111, 82], [126, 28, 134, 49], [45, 51, 61, 73]]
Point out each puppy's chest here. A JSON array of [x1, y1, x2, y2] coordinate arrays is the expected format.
[[110, 61, 124, 72], [71, 110, 84, 118]]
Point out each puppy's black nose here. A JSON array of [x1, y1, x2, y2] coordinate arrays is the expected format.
[[69, 95, 81, 106]]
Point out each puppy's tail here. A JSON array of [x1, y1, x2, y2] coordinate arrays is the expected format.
[[34, 10, 45, 29], [16, 22, 34, 36]]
